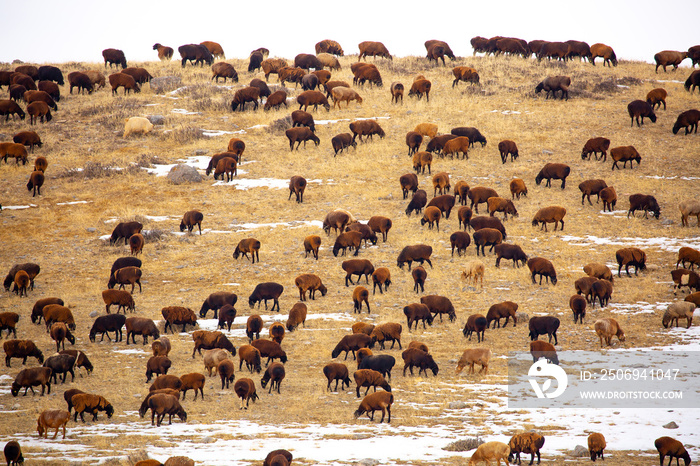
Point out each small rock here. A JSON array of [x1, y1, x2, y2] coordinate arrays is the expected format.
[[661, 218, 673, 225], [89, 310, 98, 318], [443, 438, 483, 452], [542, 149, 554, 155], [663, 421, 679, 429], [571, 445, 588, 457], [354, 459, 379, 466], [448, 401, 468, 409], [200, 436, 215, 443], [195, 149, 209, 156], [150, 76, 182, 94], [147, 114, 166, 126], [86, 227, 96, 233], [516, 312, 530, 322], [167, 164, 202, 185]]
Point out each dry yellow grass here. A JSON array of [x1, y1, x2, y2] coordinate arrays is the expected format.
[[0, 52, 698, 465]]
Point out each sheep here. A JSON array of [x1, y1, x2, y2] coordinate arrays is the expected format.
[[353, 322, 375, 335], [12, 270, 30, 297], [401, 173, 420, 200], [260, 57, 287, 81], [89, 314, 126, 342], [217, 359, 236, 389], [530, 340, 559, 365], [452, 66, 480, 86], [628, 194, 661, 220], [148, 394, 187, 426], [677, 247, 700, 269], [587, 432, 606, 462], [401, 347, 438, 377], [58, 349, 92, 377], [286, 127, 320, 151], [589, 43, 617, 66], [233, 238, 261, 264], [508, 433, 545, 466], [26, 101, 52, 125], [153, 43, 174, 61], [662, 301, 695, 328], [145, 356, 171, 382], [231, 86, 260, 111], [291, 110, 315, 133], [331, 133, 356, 155], [217, 304, 236, 331], [30, 296, 61, 324], [161, 306, 197, 333], [532, 206, 566, 232], [316, 53, 341, 71], [283, 177, 308, 206], [461, 260, 485, 289], [456, 348, 491, 375], [628, 100, 657, 127], [455, 207, 473, 232], [113, 266, 142, 293], [0, 142, 28, 165], [406, 189, 428, 216], [0, 312, 19, 339], [349, 286, 370, 314], [211, 62, 238, 83], [645, 88, 668, 111], [82, 70, 105, 90], [333, 230, 363, 257], [354, 390, 394, 423], [125, 317, 159, 345], [10, 366, 50, 397], [370, 322, 402, 349], [370, 267, 391, 295], [71, 393, 114, 422], [685, 70, 700, 93], [269, 322, 285, 344], [323, 80, 349, 98], [263, 450, 293, 466], [199, 291, 237, 319], [251, 339, 287, 366], [616, 247, 646, 277], [486, 301, 518, 328], [420, 295, 456, 323], [121, 117, 153, 139], [528, 316, 560, 345], [316, 39, 344, 56], [404, 303, 433, 330], [35, 65, 63, 85], [342, 259, 375, 286], [261, 361, 285, 394], [445, 233, 471, 260], [364, 216, 392, 244], [566, 294, 587, 324], [494, 243, 528, 268], [497, 140, 519, 164], [654, 50, 688, 73], [387, 81, 405, 104], [49, 322, 75, 352], [300, 234, 322, 261], [120, 67, 152, 85], [397, 244, 433, 271], [234, 378, 259, 409], [246, 315, 263, 341], [296, 90, 330, 112], [527, 258, 558, 286], [264, 89, 288, 111], [200, 41, 225, 59], [203, 348, 230, 376], [473, 228, 503, 256], [358, 40, 392, 61], [13, 130, 42, 153], [452, 181, 470, 207], [37, 410, 70, 439], [535, 163, 570, 189], [331, 87, 363, 109], [3, 440, 23, 464], [610, 145, 642, 170], [128, 232, 145, 256], [102, 48, 127, 68], [42, 304, 75, 331], [349, 120, 385, 143], [685, 292, 700, 307], [247, 282, 284, 312], [323, 362, 351, 391], [238, 345, 262, 373], [179, 373, 205, 400], [426, 134, 457, 154], [108, 73, 140, 96], [408, 78, 431, 102], [594, 318, 625, 347], [192, 330, 236, 358], [358, 354, 395, 380], [577, 179, 607, 206], [419, 206, 441, 232], [109, 221, 143, 246], [332, 334, 374, 360], [23, 90, 57, 111], [0, 99, 26, 121], [467, 187, 499, 214], [673, 109, 700, 135], [535, 75, 571, 100], [581, 137, 611, 161], [353, 64, 384, 87], [176, 210, 204, 235], [600, 187, 618, 212], [43, 353, 76, 384], [462, 314, 487, 342], [655, 436, 691, 466], [352, 368, 391, 399], [487, 197, 518, 220]]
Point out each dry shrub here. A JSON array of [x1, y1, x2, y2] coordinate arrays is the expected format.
[[143, 228, 169, 242], [56, 161, 139, 179], [268, 115, 293, 133], [443, 437, 484, 452], [164, 125, 206, 143]]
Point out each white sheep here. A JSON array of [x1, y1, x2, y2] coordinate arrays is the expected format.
[[123, 117, 154, 138], [203, 348, 230, 376], [461, 260, 485, 289], [316, 53, 341, 70], [663, 301, 696, 329], [594, 318, 625, 347], [456, 348, 491, 375], [468, 441, 511, 466], [679, 200, 700, 227]]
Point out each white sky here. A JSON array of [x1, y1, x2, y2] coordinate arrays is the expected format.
[[1, 1, 699, 65]]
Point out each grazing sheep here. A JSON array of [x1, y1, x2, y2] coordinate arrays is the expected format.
[[420, 206, 442, 231], [37, 409, 70, 439], [591, 43, 617, 66], [600, 187, 617, 212], [353, 323, 375, 335], [367, 216, 392, 243], [179, 373, 205, 400], [261, 361, 285, 394], [153, 43, 174, 61], [532, 206, 566, 232], [452, 66, 480, 86], [579, 179, 608, 206], [486, 301, 518, 328], [463, 314, 487, 342], [458, 206, 474, 231], [535, 76, 571, 100], [0, 99, 26, 121], [0, 142, 28, 165], [145, 356, 171, 383], [646, 88, 667, 110], [125, 317, 159, 345], [654, 50, 688, 73], [151, 337, 171, 357], [589, 279, 614, 308], [431, 172, 450, 197], [349, 120, 385, 143], [508, 433, 545, 466], [263, 450, 293, 466], [84, 70, 104, 90], [610, 145, 641, 170], [530, 340, 558, 365], [148, 394, 187, 426], [456, 348, 490, 374], [529, 316, 560, 345], [25, 170, 44, 197], [358, 354, 395, 380], [405, 189, 428, 217], [588, 432, 606, 462], [231, 87, 260, 111], [450, 232, 472, 258], [426, 134, 457, 154], [662, 301, 695, 329], [26, 101, 52, 125], [219, 302, 237, 329], [535, 163, 570, 189], [285, 175, 308, 204], [333, 230, 363, 257], [498, 140, 519, 164], [251, 339, 287, 366], [113, 266, 142, 293], [179, 210, 203, 235], [461, 260, 485, 288], [673, 109, 700, 135], [397, 244, 433, 271], [13, 130, 42, 153], [331, 87, 363, 109], [203, 348, 230, 376], [468, 187, 499, 214], [494, 243, 527, 268], [322, 362, 351, 391], [192, 330, 235, 358], [129, 232, 144, 256], [404, 303, 433, 330], [315, 53, 340, 71], [12, 270, 30, 297], [199, 291, 237, 318], [286, 127, 320, 151], [370, 322, 402, 350], [23, 90, 57, 111], [331, 133, 356, 155], [108, 73, 140, 96], [371, 267, 392, 295], [302, 234, 322, 260], [49, 322, 75, 352], [200, 41, 225, 59], [453, 180, 470, 206], [264, 89, 288, 111], [102, 48, 127, 68], [408, 78, 431, 102], [72, 393, 114, 422], [341, 259, 374, 288], [594, 318, 625, 347], [269, 322, 285, 344], [122, 117, 153, 138], [234, 378, 259, 409], [237, 344, 262, 373], [353, 368, 391, 398], [42, 304, 75, 331], [487, 197, 518, 220], [30, 296, 61, 324], [43, 353, 76, 384], [678, 200, 700, 227], [527, 258, 557, 286], [685, 70, 700, 93], [655, 437, 691, 466], [217, 359, 236, 389], [584, 262, 613, 282], [581, 137, 611, 161], [402, 347, 438, 376], [10, 366, 51, 397], [628, 194, 660, 219], [354, 390, 393, 423], [0, 312, 19, 339], [109, 221, 143, 246], [420, 295, 455, 323], [296, 90, 330, 112], [616, 247, 646, 277], [3, 440, 23, 464], [677, 247, 700, 269], [233, 238, 261, 264], [332, 334, 374, 360], [473, 228, 503, 256], [161, 306, 197, 333], [627, 100, 657, 127], [211, 62, 238, 83], [89, 314, 126, 342], [390, 82, 405, 104], [352, 286, 371, 314]]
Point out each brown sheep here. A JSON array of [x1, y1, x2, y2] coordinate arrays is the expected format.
[[535, 75, 571, 100], [498, 140, 519, 164], [218, 303, 237, 332], [468, 187, 499, 214], [353, 64, 384, 87], [153, 43, 174, 61], [203, 348, 230, 376], [13, 130, 42, 153], [25, 170, 44, 197], [192, 330, 236, 358], [677, 247, 700, 269], [251, 339, 287, 366], [30, 296, 62, 323], [42, 304, 76, 331], [530, 340, 559, 365], [126, 317, 160, 345], [286, 127, 320, 151], [358, 41, 392, 60], [426, 134, 457, 153], [400, 173, 419, 200], [536, 163, 570, 189], [294, 273, 326, 301], [332, 334, 374, 360], [233, 238, 261, 263], [453, 180, 470, 206], [285, 302, 307, 332], [600, 187, 617, 212], [217, 359, 236, 389], [616, 247, 646, 277], [316, 39, 344, 56], [23, 90, 57, 111], [473, 228, 503, 256], [3, 440, 23, 465], [397, 245, 433, 271], [102, 48, 127, 68], [528, 257, 557, 285], [367, 267, 391, 295], [113, 266, 142, 293], [673, 109, 700, 135], [452, 66, 480, 87], [487, 197, 518, 220], [486, 301, 518, 329], [246, 315, 263, 342], [297, 90, 330, 112], [67, 71, 94, 94], [456, 348, 491, 374], [351, 286, 370, 313], [352, 323, 375, 336], [663, 302, 695, 329], [442, 136, 470, 159], [26, 101, 52, 125], [292, 110, 315, 132], [575, 276, 599, 303], [353, 369, 390, 398], [145, 356, 171, 382], [264, 89, 288, 111], [508, 433, 545, 466], [532, 206, 566, 232], [149, 375, 183, 392], [37, 410, 70, 439], [611, 146, 642, 170], [12, 270, 30, 297], [431, 172, 450, 196], [84, 70, 105, 89], [579, 179, 608, 205], [408, 78, 431, 101], [587, 433, 606, 462], [72, 393, 114, 422], [269, 322, 285, 344], [148, 393, 187, 426], [322, 362, 351, 391], [303, 235, 322, 260], [447, 232, 470, 258], [584, 262, 614, 282], [420, 295, 456, 323], [0, 142, 28, 165], [414, 122, 438, 139], [366, 216, 392, 243], [370, 323, 402, 349], [34, 156, 47, 173], [341, 259, 374, 288], [331, 132, 356, 155], [211, 62, 238, 83], [180, 210, 203, 235], [655, 437, 691, 466], [590, 43, 617, 66], [260, 58, 288, 81], [213, 156, 237, 182], [629, 193, 661, 220], [628, 100, 657, 128], [200, 41, 224, 59], [570, 294, 587, 323], [333, 230, 363, 257], [455, 206, 473, 231], [49, 322, 75, 352], [0, 312, 19, 339], [238, 344, 262, 373], [331, 87, 363, 109], [463, 314, 487, 342], [324, 80, 350, 98], [594, 318, 625, 347], [108, 73, 140, 96], [354, 390, 393, 424], [161, 306, 197, 333], [129, 232, 144, 256], [654, 50, 688, 73], [323, 209, 356, 235], [120, 67, 152, 85], [109, 221, 143, 246], [261, 361, 285, 394], [231, 86, 260, 111], [646, 88, 667, 110], [179, 373, 205, 400], [349, 119, 385, 143], [581, 137, 611, 161], [315, 54, 340, 71], [234, 378, 259, 409], [390, 82, 404, 104], [0, 99, 26, 121], [427, 195, 456, 221], [10, 366, 51, 397], [199, 292, 237, 319], [286, 175, 308, 204], [420, 206, 441, 232], [4, 339, 44, 368]]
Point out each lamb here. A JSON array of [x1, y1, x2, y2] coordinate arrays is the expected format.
[[461, 260, 485, 289], [211, 62, 238, 83], [421, 206, 442, 231], [530, 340, 559, 365], [148, 393, 187, 426], [662, 301, 695, 329], [456, 348, 491, 374], [231, 87, 260, 111], [473, 228, 503, 256], [581, 137, 611, 161], [102, 48, 127, 68], [342, 259, 375, 286], [587, 432, 606, 462], [199, 291, 237, 318], [600, 187, 618, 212], [354, 390, 393, 423], [108, 73, 140, 96], [49, 322, 75, 352], [288, 175, 307, 203], [627, 100, 657, 127], [238, 345, 262, 373], [400, 173, 419, 199], [570, 295, 587, 323], [125, 317, 159, 345], [349, 120, 385, 142], [372, 267, 392, 294], [331, 133, 356, 155], [529, 316, 560, 344], [498, 140, 519, 164], [486, 301, 518, 328], [37, 410, 70, 439], [535, 76, 571, 100], [535, 163, 570, 189], [404, 303, 433, 330], [452, 66, 480, 86], [113, 266, 142, 293], [246, 315, 263, 341], [333, 230, 364, 256], [89, 314, 126, 342], [468, 187, 499, 214], [579, 179, 608, 205], [397, 244, 433, 271], [233, 238, 261, 263], [71, 393, 114, 422], [161, 306, 197, 333], [251, 339, 287, 366], [192, 330, 235, 358], [616, 247, 646, 277], [179, 373, 205, 400], [145, 356, 171, 382], [610, 145, 641, 170], [527, 258, 558, 286], [677, 247, 700, 269], [42, 304, 75, 331], [0, 99, 26, 121], [655, 436, 691, 466], [248, 282, 284, 312], [120, 117, 154, 139], [594, 318, 625, 347], [508, 433, 545, 466], [323, 362, 351, 391], [332, 334, 374, 360], [532, 206, 566, 232], [286, 127, 320, 151], [30, 296, 62, 324], [234, 378, 259, 409], [673, 108, 700, 135], [261, 361, 285, 394], [13, 130, 42, 153]]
